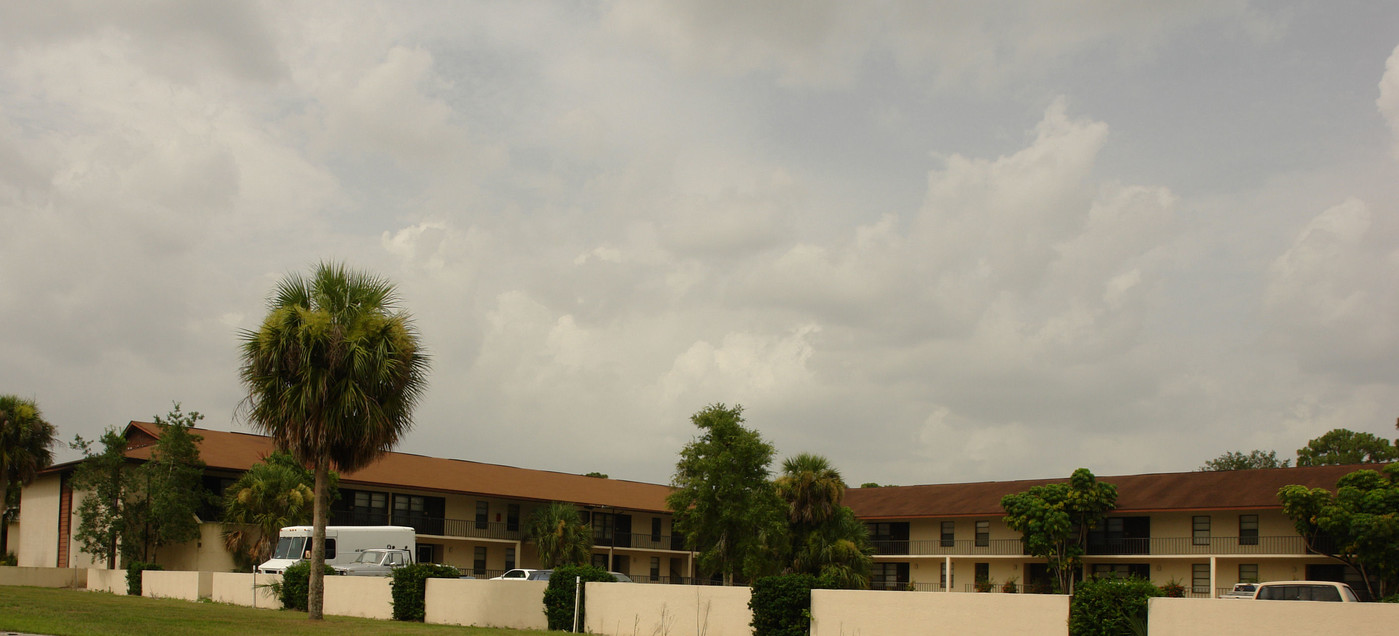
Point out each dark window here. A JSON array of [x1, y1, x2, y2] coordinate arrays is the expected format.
[[505, 547, 515, 571], [393, 494, 445, 535], [974, 562, 990, 583], [651, 518, 662, 543], [1088, 516, 1150, 554], [592, 512, 632, 547], [940, 521, 955, 547], [473, 546, 486, 576], [940, 562, 953, 589], [334, 490, 389, 525], [1239, 515, 1258, 546], [1192, 563, 1210, 595], [650, 557, 660, 581], [870, 562, 910, 590], [507, 504, 520, 532], [416, 544, 437, 564], [866, 522, 910, 555], [475, 501, 489, 530], [199, 475, 236, 521], [975, 521, 990, 547], [1092, 563, 1150, 579], [323, 538, 336, 560], [1193, 516, 1210, 546], [591, 553, 608, 569], [1238, 563, 1258, 582]]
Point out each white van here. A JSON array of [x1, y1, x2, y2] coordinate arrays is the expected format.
[[1252, 580, 1360, 602], [256, 525, 417, 574]]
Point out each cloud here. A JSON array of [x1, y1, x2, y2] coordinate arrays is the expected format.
[[1379, 44, 1399, 157]]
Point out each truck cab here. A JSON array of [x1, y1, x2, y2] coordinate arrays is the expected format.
[[332, 548, 414, 576]]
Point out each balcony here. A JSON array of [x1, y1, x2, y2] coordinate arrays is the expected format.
[[593, 531, 688, 552], [871, 538, 1027, 556], [871, 536, 1309, 557]]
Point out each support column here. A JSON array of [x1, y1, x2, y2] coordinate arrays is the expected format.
[[1209, 556, 1217, 599], [945, 557, 953, 593]]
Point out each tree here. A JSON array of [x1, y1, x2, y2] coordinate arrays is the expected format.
[[1200, 450, 1291, 471], [1278, 464, 1399, 599], [667, 403, 786, 585], [69, 428, 137, 569], [1, 395, 57, 553], [238, 262, 429, 620], [1001, 468, 1118, 594], [222, 451, 323, 571], [1296, 429, 1399, 467], [526, 502, 592, 568], [775, 453, 873, 588], [127, 404, 211, 563]]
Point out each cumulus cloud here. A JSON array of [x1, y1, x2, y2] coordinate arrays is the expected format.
[[1379, 44, 1399, 157]]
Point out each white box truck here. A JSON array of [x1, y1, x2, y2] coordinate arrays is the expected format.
[[256, 525, 417, 574]]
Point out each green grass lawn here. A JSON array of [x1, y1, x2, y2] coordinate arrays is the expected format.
[[0, 586, 553, 636]]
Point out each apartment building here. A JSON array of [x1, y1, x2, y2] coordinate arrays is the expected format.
[[13, 422, 693, 583], [844, 464, 1370, 598]]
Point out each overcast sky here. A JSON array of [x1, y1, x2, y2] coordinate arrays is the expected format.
[[4, 1, 1399, 488]]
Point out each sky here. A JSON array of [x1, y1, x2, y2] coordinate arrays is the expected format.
[[3, 1, 1399, 489]]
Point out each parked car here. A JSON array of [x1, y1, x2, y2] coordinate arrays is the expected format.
[[331, 548, 414, 576], [490, 568, 537, 580], [526, 569, 632, 582], [1220, 582, 1258, 599], [1253, 581, 1359, 602]]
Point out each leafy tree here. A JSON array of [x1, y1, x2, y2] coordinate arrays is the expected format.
[[222, 451, 324, 571], [69, 428, 138, 568], [667, 403, 786, 585], [526, 501, 592, 568], [583, 472, 608, 478], [1200, 449, 1290, 471], [1278, 464, 1399, 599], [126, 404, 211, 563], [1, 395, 57, 552], [1296, 428, 1399, 466], [238, 262, 429, 620], [1001, 468, 1118, 594], [775, 453, 872, 588]]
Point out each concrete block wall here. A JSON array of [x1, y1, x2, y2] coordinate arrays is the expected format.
[[1149, 597, 1399, 636], [586, 583, 753, 636], [810, 588, 1071, 636], [210, 572, 281, 609], [322, 576, 394, 619], [86, 567, 125, 594], [426, 578, 548, 630], [142, 570, 212, 600], [0, 565, 85, 588]]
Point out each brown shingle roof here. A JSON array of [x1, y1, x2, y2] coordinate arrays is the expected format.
[[120, 422, 673, 513], [844, 464, 1377, 519]]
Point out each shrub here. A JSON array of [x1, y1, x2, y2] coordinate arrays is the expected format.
[[974, 578, 996, 593], [125, 561, 163, 596], [543, 565, 612, 631], [391, 562, 461, 621], [1001, 576, 1019, 594], [1069, 577, 1163, 636], [750, 574, 824, 636], [1, 552, 16, 566], [276, 561, 337, 611], [1159, 578, 1186, 598]]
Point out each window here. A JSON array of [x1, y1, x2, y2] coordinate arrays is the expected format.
[[417, 544, 437, 564], [505, 547, 515, 571], [507, 504, 520, 532], [475, 501, 489, 530], [473, 546, 487, 576], [591, 553, 608, 569], [651, 518, 662, 543], [870, 563, 910, 590], [1193, 516, 1210, 546], [393, 494, 445, 535], [1092, 563, 1150, 579], [1192, 563, 1210, 595], [592, 512, 633, 547], [866, 522, 910, 555], [650, 557, 661, 582], [1238, 563, 1258, 583], [1087, 516, 1150, 555], [940, 562, 953, 590], [974, 562, 990, 584], [336, 489, 389, 525], [1239, 515, 1259, 546], [941, 521, 955, 547], [975, 521, 990, 547]]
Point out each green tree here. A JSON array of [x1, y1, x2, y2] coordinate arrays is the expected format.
[[69, 428, 137, 569], [238, 262, 429, 620], [1278, 464, 1399, 599], [127, 404, 211, 563], [775, 453, 872, 588], [1, 396, 57, 553], [1296, 428, 1399, 466], [1200, 449, 1291, 471], [222, 451, 324, 571], [1001, 468, 1118, 594], [526, 502, 593, 568], [666, 403, 786, 585]]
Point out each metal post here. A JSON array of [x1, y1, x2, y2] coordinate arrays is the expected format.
[[572, 575, 582, 632]]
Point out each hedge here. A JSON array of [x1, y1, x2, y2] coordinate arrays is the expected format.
[[391, 563, 462, 621], [276, 561, 338, 611], [543, 565, 614, 631], [1069, 577, 1162, 636]]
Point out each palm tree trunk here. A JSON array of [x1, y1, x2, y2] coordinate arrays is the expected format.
[[308, 459, 328, 620]]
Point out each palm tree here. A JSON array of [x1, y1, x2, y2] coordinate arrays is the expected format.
[[527, 502, 593, 568], [775, 453, 845, 530], [221, 452, 317, 571], [1, 396, 57, 553], [775, 453, 873, 588], [238, 263, 428, 620]]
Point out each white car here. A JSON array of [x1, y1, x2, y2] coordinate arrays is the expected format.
[[490, 568, 538, 580], [1253, 581, 1359, 602]]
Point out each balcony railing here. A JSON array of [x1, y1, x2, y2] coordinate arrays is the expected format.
[[872, 535, 1308, 557], [595, 531, 688, 551]]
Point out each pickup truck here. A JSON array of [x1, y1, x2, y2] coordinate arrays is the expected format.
[[1220, 583, 1257, 599], [332, 548, 414, 576]]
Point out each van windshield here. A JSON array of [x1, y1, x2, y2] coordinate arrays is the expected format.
[[273, 537, 306, 560]]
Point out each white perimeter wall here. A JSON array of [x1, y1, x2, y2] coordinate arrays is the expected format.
[[586, 583, 753, 636], [0, 566, 85, 588], [811, 589, 1070, 636], [87, 567, 125, 594], [323, 576, 394, 619], [143, 570, 211, 600], [1149, 597, 1399, 636], [210, 572, 281, 609], [426, 579, 548, 631]]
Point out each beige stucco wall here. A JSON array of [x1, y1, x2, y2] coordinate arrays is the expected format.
[[425, 578, 547, 630], [322, 575, 394, 619], [210, 572, 282, 609], [1149, 597, 1399, 636], [17, 473, 61, 567], [586, 582, 752, 636], [155, 523, 238, 573], [86, 567, 126, 594], [142, 570, 211, 600], [0, 565, 85, 588], [810, 588, 1070, 636]]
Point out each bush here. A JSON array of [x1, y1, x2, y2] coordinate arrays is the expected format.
[[1069, 577, 1163, 636], [1159, 578, 1186, 598], [750, 574, 824, 636], [1, 552, 16, 566], [390, 562, 461, 622], [125, 561, 163, 596], [1001, 576, 1019, 594], [974, 578, 996, 593], [543, 565, 613, 631], [276, 561, 337, 611]]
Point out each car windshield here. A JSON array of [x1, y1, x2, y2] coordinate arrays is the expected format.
[[354, 551, 383, 564], [272, 537, 306, 560]]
